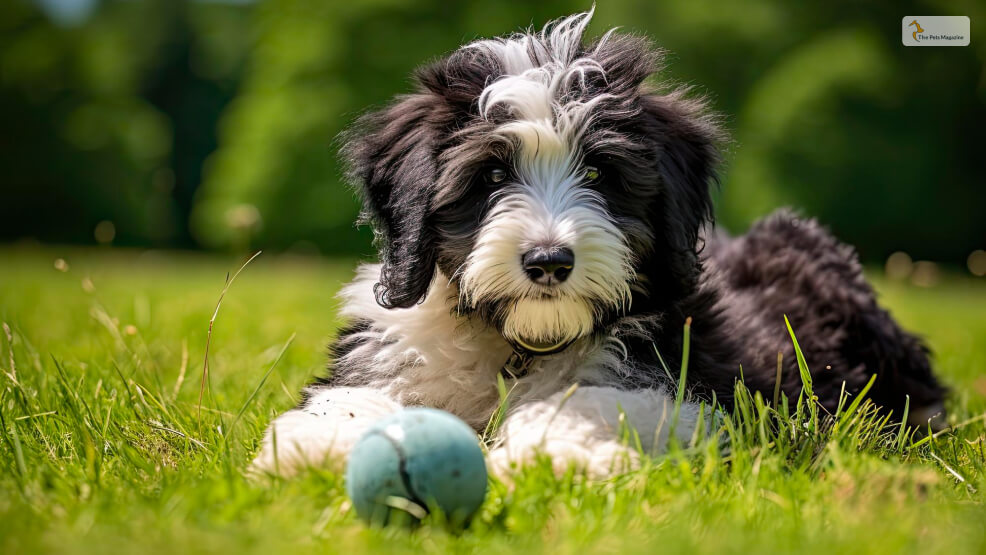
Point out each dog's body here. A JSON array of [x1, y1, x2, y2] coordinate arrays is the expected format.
[[252, 11, 945, 478]]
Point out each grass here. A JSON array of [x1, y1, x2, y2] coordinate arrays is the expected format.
[[1, 245, 985, 554]]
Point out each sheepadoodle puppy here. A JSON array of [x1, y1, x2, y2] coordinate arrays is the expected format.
[[252, 11, 946, 478]]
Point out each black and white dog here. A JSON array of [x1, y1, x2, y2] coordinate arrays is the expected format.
[[252, 11, 946, 478]]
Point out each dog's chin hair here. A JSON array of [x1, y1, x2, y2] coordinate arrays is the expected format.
[[501, 297, 596, 345]]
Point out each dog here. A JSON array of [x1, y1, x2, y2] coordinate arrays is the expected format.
[[251, 10, 946, 479]]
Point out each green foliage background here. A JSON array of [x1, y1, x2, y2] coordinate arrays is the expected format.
[[2, 0, 984, 262]]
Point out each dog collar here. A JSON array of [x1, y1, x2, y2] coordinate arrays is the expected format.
[[510, 336, 572, 355], [499, 338, 576, 380]]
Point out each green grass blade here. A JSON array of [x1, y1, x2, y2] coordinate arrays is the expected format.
[[670, 317, 692, 437], [225, 333, 295, 447]]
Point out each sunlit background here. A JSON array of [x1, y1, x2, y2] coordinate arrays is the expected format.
[[2, 0, 984, 280]]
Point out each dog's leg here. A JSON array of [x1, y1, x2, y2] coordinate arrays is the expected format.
[[250, 386, 400, 477], [487, 385, 703, 479]]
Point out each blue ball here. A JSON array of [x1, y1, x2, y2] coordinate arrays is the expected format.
[[345, 408, 488, 526]]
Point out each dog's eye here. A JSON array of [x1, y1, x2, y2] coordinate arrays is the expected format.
[[583, 165, 603, 184], [485, 167, 508, 185]]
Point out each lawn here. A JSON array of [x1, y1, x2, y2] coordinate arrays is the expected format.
[[1, 246, 985, 554]]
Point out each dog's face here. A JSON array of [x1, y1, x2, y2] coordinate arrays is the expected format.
[[345, 11, 719, 353]]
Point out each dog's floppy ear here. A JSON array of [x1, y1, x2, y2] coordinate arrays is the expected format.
[[634, 90, 722, 297], [643, 91, 721, 252], [344, 92, 449, 309], [591, 34, 720, 248]]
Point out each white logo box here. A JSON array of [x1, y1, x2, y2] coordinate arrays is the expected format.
[[902, 16, 970, 46]]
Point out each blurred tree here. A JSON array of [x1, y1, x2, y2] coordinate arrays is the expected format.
[[191, 0, 580, 254], [0, 0, 247, 247], [1, 0, 172, 246], [1, 0, 983, 263], [141, 0, 249, 246]]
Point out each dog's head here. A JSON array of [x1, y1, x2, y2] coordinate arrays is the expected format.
[[344, 10, 721, 354]]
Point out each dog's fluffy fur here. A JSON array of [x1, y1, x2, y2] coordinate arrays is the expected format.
[[252, 11, 946, 478]]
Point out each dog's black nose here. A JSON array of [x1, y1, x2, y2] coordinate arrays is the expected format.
[[522, 247, 575, 285]]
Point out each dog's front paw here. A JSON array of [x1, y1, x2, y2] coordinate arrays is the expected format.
[[487, 385, 697, 480], [249, 408, 352, 477], [249, 386, 401, 478], [487, 436, 639, 481]]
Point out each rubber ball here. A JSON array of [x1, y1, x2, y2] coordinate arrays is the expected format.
[[345, 408, 488, 526]]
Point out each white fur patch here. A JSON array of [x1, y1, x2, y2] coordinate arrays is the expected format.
[[487, 385, 703, 479], [250, 387, 400, 477]]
